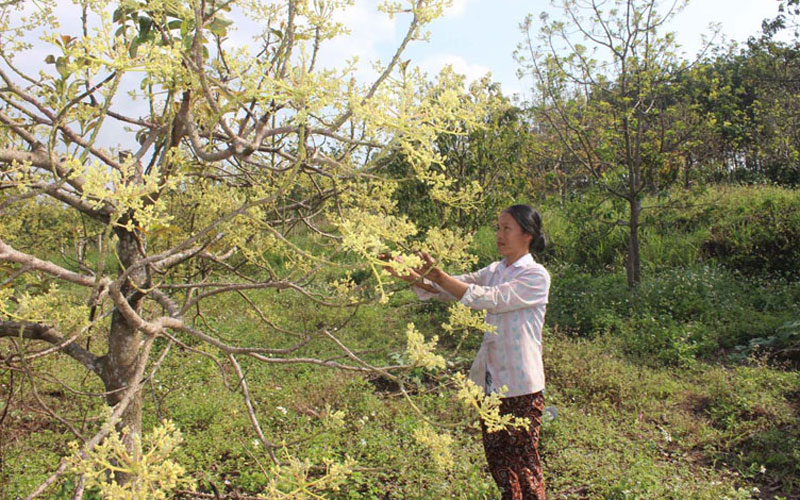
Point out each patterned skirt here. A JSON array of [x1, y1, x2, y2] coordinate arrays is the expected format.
[[480, 391, 546, 500]]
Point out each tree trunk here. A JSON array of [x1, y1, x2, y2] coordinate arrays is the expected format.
[[683, 155, 693, 189], [626, 196, 642, 288], [98, 226, 148, 479]]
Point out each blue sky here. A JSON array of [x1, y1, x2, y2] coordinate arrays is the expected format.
[[320, 0, 785, 101], [16, 0, 786, 102], [8, 0, 786, 148]]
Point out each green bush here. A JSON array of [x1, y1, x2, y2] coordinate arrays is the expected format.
[[535, 184, 800, 275], [546, 263, 800, 364], [698, 186, 800, 277], [539, 195, 629, 269]]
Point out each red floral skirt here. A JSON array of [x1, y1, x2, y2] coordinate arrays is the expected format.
[[480, 391, 546, 500]]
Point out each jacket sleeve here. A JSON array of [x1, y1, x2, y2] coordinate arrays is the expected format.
[[458, 267, 549, 313], [412, 265, 493, 302]]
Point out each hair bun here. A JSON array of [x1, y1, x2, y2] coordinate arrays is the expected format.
[[532, 233, 546, 253]]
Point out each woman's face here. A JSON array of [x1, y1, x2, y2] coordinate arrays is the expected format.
[[496, 211, 532, 259]]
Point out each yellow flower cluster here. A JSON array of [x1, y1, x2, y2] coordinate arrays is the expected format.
[[405, 322, 446, 371], [68, 419, 196, 500], [441, 302, 497, 338], [412, 423, 455, 471], [262, 453, 357, 498], [452, 373, 530, 434], [75, 156, 181, 233]]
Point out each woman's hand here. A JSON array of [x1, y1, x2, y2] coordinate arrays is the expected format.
[[414, 251, 469, 300], [378, 252, 440, 293], [412, 251, 442, 282], [378, 253, 416, 282]]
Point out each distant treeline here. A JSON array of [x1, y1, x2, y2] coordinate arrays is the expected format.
[[388, 22, 800, 231]]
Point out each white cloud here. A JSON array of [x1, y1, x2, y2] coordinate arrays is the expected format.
[[416, 53, 490, 84], [315, 0, 398, 81], [444, 0, 471, 17]]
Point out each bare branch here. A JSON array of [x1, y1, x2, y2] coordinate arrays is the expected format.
[[0, 238, 108, 289], [13, 341, 86, 440], [0, 321, 100, 375], [228, 354, 279, 463]]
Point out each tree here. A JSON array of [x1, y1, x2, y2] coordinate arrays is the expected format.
[[516, 0, 698, 288], [763, 0, 800, 39], [0, 0, 487, 495], [685, 38, 800, 186], [389, 75, 533, 232]]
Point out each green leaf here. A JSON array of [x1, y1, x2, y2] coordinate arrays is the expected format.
[[55, 56, 69, 78], [138, 17, 152, 38], [208, 17, 233, 37], [129, 38, 140, 58]]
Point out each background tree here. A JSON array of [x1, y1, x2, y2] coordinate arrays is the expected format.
[[764, 0, 800, 39], [388, 75, 531, 232], [0, 0, 486, 495], [516, 0, 701, 288]]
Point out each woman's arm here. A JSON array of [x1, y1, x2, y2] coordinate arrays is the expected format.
[[381, 252, 488, 300], [416, 252, 550, 314], [458, 268, 550, 313], [414, 253, 469, 300]]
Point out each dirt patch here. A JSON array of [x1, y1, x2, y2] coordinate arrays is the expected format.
[[681, 392, 712, 417], [367, 374, 401, 394]]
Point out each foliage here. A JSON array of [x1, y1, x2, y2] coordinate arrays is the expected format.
[[699, 186, 800, 276], [547, 259, 800, 364], [684, 37, 800, 187], [67, 420, 195, 500], [517, 0, 701, 287], [387, 77, 533, 232]]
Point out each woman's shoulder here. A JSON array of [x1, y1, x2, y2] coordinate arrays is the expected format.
[[516, 260, 550, 282]]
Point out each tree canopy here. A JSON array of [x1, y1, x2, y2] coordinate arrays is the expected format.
[[0, 0, 498, 496]]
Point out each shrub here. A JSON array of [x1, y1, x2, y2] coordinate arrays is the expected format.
[[699, 186, 800, 277], [545, 262, 800, 364]]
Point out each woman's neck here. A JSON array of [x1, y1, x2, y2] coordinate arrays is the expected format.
[[503, 251, 528, 267]]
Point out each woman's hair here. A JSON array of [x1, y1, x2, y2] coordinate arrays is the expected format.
[[503, 204, 546, 253]]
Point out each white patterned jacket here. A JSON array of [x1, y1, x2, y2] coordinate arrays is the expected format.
[[414, 253, 550, 397]]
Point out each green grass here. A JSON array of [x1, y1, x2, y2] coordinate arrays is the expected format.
[[3, 286, 799, 499], [2, 184, 800, 499]]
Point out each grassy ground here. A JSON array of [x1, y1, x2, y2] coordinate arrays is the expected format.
[[2, 185, 799, 499], [2, 284, 798, 499]]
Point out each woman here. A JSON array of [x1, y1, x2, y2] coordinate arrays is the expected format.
[[384, 204, 550, 500]]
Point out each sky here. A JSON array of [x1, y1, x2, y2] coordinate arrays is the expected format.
[[13, 0, 787, 101], [6, 0, 788, 148], [314, 0, 786, 101]]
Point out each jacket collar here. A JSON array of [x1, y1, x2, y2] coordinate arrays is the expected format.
[[500, 253, 534, 270]]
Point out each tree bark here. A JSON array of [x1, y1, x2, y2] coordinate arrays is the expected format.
[[627, 196, 642, 288], [98, 226, 149, 476]]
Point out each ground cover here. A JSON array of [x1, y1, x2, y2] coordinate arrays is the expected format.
[[2, 186, 799, 499]]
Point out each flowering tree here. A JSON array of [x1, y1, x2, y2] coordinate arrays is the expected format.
[[516, 0, 701, 287], [0, 0, 494, 496]]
